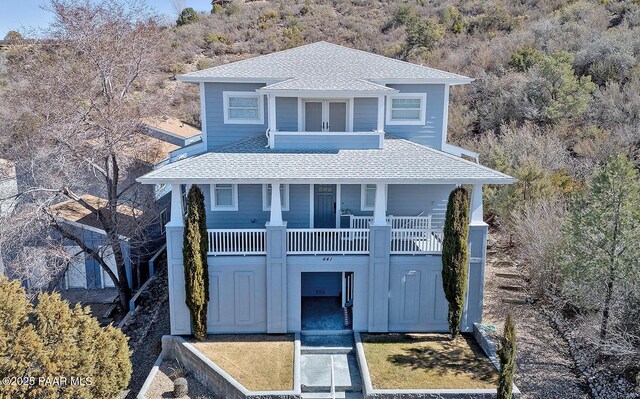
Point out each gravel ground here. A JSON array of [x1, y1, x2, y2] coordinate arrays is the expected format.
[[483, 233, 591, 399], [144, 359, 216, 399]]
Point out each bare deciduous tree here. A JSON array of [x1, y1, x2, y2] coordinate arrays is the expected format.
[[0, 0, 168, 310]]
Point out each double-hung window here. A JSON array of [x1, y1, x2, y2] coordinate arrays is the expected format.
[[211, 184, 238, 211], [386, 93, 427, 125], [263, 184, 289, 211], [223, 91, 264, 124], [361, 184, 377, 211]]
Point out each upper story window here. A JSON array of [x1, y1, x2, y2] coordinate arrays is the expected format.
[[223, 91, 264, 124], [386, 93, 427, 125], [211, 183, 238, 211], [262, 184, 289, 211]]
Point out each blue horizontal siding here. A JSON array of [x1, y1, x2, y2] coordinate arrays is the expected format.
[[276, 97, 298, 131], [200, 183, 452, 230], [353, 98, 377, 132], [387, 184, 454, 229], [202, 184, 310, 228], [204, 83, 267, 150], [274, 134, 379, 150], [385, 84, 445, 150]]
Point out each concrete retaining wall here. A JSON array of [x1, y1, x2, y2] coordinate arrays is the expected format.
[[161, 335, 301, 399]]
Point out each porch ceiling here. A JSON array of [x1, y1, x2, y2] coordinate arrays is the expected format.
[[137, 135, 516, 185]]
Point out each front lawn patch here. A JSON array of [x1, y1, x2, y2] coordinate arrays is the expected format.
[[361, 333, 498, 389], [190, 334, 294, 391]]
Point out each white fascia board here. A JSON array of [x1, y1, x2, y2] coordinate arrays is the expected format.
[[255, 89, 398, 97], [137, 177, 517, 185], [56, 218, 131, 241]]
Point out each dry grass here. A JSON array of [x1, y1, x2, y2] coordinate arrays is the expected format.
[[361, 333, 498, 389], [190, 334, 294, 391]]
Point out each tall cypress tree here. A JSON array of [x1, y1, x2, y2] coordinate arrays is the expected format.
[[183, 186, 209, 340], [441, 186, 470, 338], [497, 313, 517, 399]]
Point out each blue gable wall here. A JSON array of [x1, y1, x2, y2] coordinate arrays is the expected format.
[[204, 82, 267, 150], [385, 84, 445, 150]]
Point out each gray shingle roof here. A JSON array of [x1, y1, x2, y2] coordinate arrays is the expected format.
[[261, 77, 396, 92], [179, 42, 473, 85], [137, 135, 515, 185]]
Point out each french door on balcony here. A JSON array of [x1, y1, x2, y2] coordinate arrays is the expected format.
[[303, 100, 347, 132]]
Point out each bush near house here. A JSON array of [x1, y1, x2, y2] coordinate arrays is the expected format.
[[0, 277, 132, 399], [441, 187, 470, 338], [183, 186, 209, 340]]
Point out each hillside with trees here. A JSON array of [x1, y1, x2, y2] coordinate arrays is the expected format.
[[161, 0, 640, 394]]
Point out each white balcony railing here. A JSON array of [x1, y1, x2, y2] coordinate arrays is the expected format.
[[287, 228, 369, 255], [206, 217, 443, 256], [390, 229, 444, 254], [349, 215, 432, 230], [207, 229, 266, 255]]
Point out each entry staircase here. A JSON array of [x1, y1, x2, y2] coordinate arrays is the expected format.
[[300, 331, 363, 399]]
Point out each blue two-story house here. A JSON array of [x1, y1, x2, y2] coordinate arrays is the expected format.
[[139, 42, 515, 335]]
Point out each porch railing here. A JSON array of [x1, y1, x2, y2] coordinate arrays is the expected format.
[[349, 215, 432, 230], [390, 229, 444, 254], [207, 229, 266, 255], [287, 228, 369, 254]]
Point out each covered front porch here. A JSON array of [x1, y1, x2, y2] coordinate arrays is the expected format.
[[166, 181, 485, 257]]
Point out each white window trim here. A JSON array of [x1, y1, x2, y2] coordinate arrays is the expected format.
[[360, 184, 388, 212], [262, 184, 290, 211], [222, 91, 264, 125], [386, 93, 427, 125], [211, 184, 238, 211]]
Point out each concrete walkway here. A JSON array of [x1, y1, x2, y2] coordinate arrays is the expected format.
[[300, 333, 363, 399]]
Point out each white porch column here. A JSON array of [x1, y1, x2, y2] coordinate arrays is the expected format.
[[269, 182, 284, 226], [168, 184, 184, 227], [268, 94, 276, 148], [372, 183, 387, 226], [376, 96, 385, 132], [470, 184, 484, 224]]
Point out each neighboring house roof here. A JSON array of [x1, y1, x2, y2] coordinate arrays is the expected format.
[[126, 134, 180, 166], [138, 135, 515, 185], [143, 117, 201, 140], [50, 194, 143, 237], [179, 41, 473, 85]]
